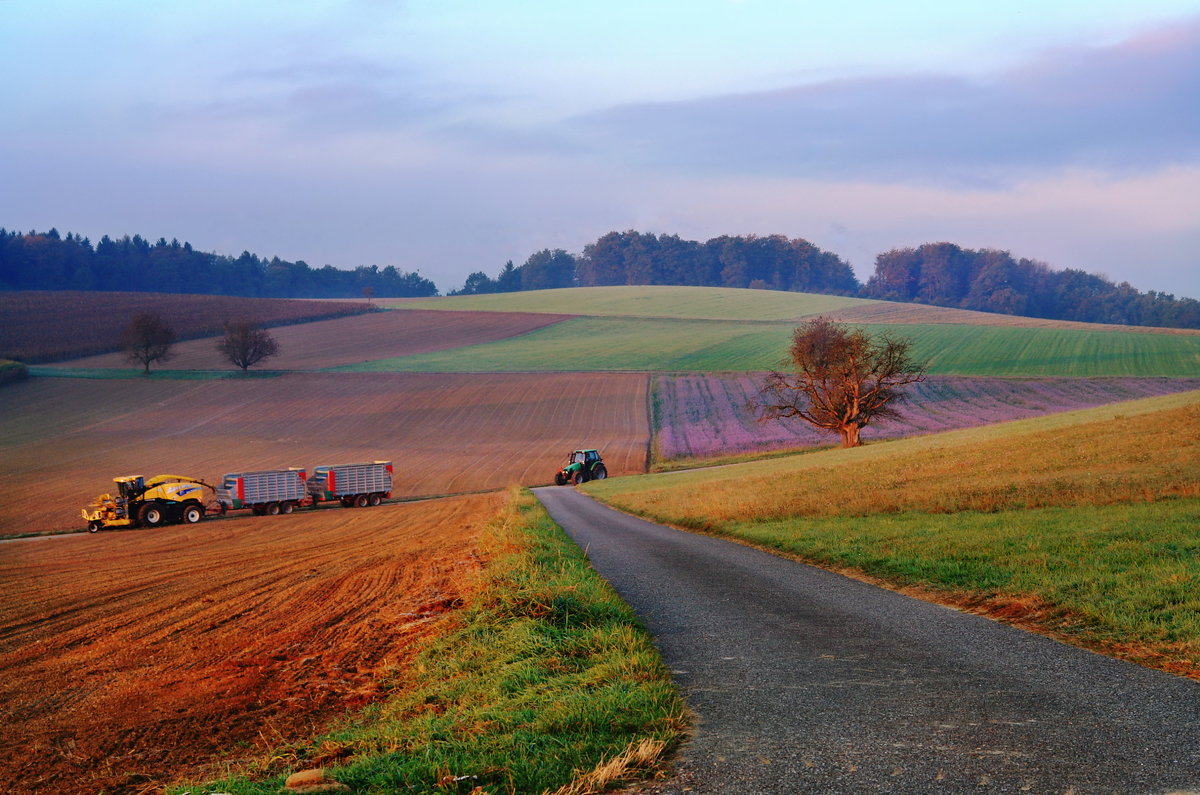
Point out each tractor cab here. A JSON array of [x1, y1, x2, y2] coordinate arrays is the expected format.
[[115, 476, 146, 499]]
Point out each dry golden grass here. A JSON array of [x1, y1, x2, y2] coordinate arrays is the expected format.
[[594, 392, 1200, 526], [0, 493, 502, 795]]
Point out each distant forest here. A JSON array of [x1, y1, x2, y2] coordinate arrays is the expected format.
[[0, 228, 438, 298], [3, 226, 1197, 329], [460, 232, 1200, 330]]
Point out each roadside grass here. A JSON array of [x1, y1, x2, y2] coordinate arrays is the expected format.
[[386, 285, 872, 321], [584, 390, 1200, 677], [333, 316, 1200, 377], [171, 489, 684, 795]]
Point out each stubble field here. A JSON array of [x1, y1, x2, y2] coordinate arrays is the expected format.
[[0, 492, 503, 794], [0, 371, 649, 536]]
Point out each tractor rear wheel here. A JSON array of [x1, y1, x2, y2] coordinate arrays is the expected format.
[[592, 464, 608, 480], [139, 503, 166, 528], [181, 503, 204, 524], [573, 469, 588, 485]]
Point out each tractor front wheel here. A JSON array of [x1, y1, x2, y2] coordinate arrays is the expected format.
[[555, 472, 568, 486], [139, 503, 166, 528]]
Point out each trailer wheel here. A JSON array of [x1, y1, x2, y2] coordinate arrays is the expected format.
[[266, 502, 281, 516], [281, 501, 296, 514], [353, 494, 369, 508], [181, 503, 204, 524], [251, 504, 265, 516], [340, 497, 354, 508], [368, 493, 383, 507], [139, 503, 166, 527]]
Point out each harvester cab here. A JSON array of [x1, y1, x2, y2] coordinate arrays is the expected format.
[[554, 448, 608, 485], [83, 474, 215, 533]]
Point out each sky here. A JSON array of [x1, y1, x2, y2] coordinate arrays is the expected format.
[[2, 1, 1198, 298]]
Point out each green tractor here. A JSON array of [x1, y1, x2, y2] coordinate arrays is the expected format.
[[554, 449, 608, 485]]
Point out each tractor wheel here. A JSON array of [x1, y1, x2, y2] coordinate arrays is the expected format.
[[555, 472, 568, 486], [573, 469, 588, 485], [139, 503, 166, 528], [266, 502, 281, 516], [280, 501, 296, 514], [181, 503, 204, 524], [592, 464, 608, 480], [368, 493, 383, 507], [353, 494, 369, 508]]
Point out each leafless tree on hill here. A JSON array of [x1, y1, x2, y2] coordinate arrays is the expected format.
[[216, 319, 280, 371], [755, 317, 927, 448], [121, 312, 176, 374]]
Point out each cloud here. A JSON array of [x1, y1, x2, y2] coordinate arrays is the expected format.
[[568, 15, 1200, 186]]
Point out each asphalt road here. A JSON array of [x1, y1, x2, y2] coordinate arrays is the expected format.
[[534, 487, 1200, 795]]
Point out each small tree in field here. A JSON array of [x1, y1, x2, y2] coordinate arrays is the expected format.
[[216, 319, 280, 372], [756, 317, 926, 448], [122, 312, 176, 374]]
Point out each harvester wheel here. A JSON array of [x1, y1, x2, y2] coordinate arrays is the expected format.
[[368, 493, 383, 507], [592, 464, 608, 480], [88, 521, 101, 533], [139, 503, 166, 528], [181, 504, 204, 524], [353, 494, 369, 508], [280, 501, 296, 514]]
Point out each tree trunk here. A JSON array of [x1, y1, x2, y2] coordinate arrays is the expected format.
[[839, 424, 861, 448]]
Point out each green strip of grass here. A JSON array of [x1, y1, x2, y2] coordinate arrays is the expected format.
[[331, 316, 1200, 377], [28, 366, 285, 380], [171, 489, 684, 795]]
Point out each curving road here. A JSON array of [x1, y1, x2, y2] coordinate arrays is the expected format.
[[534, 487, 1200, 795]]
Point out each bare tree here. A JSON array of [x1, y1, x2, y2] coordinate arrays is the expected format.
[[756, 317, 926, 448], [121, 312, 176, 374], [216, 319, 280, 372]]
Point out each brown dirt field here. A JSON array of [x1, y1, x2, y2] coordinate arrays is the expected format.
[[0, 291, 373, 363], [0, 492, 502, 794], [826, 302, 1200, 335], [0, 372, 649, 536], [51, 309, 575, 371]]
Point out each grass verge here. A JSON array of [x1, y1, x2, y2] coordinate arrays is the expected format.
[[0, 359, 28, 386], [171, 489, 684, 794]]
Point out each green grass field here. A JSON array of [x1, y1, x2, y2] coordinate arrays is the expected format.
[[173, 490, 684, 795], [334, 316, 1200, 377], [583, 390, 1200, 677], [388, 285, 873, 321]]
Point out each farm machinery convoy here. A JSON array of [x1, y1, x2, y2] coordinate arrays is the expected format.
[[82, 461, 394, 532]]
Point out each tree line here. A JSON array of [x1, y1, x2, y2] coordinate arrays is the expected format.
[[4, 226, 1196, 330], [455, 231, 861, 296], [0, 228, 437, 298], [863, 242, 1200, 329], [461, 234, 1199, 330]]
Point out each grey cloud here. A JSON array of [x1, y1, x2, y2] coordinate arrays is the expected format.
[[569, 16, 1200, 185]]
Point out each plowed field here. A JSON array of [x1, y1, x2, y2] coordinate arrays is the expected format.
[[0, 372, 649, 536], [0, 492, 502, 794], [52, 309, 574, 371], [0, 291, 372, 363]]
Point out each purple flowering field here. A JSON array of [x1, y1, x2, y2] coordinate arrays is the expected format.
[[654, 374, 1200, 461]]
